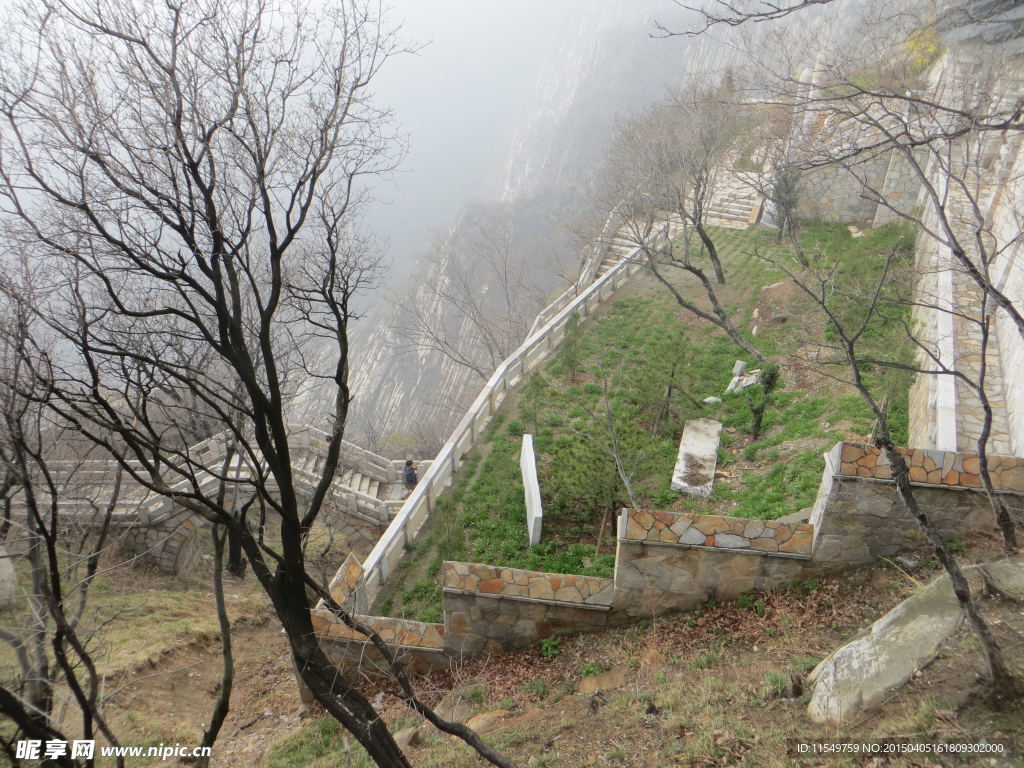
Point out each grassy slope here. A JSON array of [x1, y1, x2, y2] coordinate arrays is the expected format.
[[376, 221, 917, 622], [0, 518, 353, 681]]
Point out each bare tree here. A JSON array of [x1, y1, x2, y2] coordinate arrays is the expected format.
[[601, 85, 775, 371], [732, 6, 1024, 547], [0, 1, 515, 766], [764, 244, 1023, 705], [393, 214, 547, 380], [656, 0, 837, 37], [0, 288, 129, 766], [609, 87, 747, 285], [570, 372, 645, 509]]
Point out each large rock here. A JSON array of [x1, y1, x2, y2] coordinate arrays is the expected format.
[[982, 555, 1024, 602], [807, 569, 983, 723]]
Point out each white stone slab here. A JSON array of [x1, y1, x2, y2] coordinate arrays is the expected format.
[[671, 419, 723, 497], [725, 369, 761, 394], [520, 434, 543, 545]]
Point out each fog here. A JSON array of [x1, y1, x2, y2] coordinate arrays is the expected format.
[[360, 1, 691, 272], [359, 2, 566, 269], [327, 0, 722, 442]]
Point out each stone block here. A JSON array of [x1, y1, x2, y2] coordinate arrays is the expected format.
[[671, 419, 723, 497], [714, 533, 750, 549], [477, 578, 503, 594], [528, 578, 554, 601]]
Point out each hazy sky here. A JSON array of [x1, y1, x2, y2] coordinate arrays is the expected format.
[[361, 2, 594, 267]]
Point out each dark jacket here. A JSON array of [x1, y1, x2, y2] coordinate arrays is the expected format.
[[403, 465, 418, 486]]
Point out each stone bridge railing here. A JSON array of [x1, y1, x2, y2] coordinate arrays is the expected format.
[[29, 427, 416, 573]]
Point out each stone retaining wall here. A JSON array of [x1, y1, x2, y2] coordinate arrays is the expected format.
[[808, 443, 1015, 567], [312, 611, 447, 675], [442, 563, 616, 655], [316, 441, 1024, 674], [621, 508, 813, 556], [834, 442, 1024, 491], [614, 508, 811, 617]]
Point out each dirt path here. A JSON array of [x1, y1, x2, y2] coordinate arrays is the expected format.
[[104, 619, 305, 766]]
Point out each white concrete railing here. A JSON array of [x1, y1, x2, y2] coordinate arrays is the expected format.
[[526, 207, 633, 338], [349, 222, 669, 612]]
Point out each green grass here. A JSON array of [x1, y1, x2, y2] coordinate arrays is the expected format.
[[260, 717, 373, 768], [376, 221, 917, 621]]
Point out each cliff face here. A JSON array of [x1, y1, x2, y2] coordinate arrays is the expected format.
[[287, 3, 709, 446]]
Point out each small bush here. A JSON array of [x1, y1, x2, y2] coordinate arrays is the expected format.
[[736, 594, 767, 616], [462, 684, 486, 704], [579, 659, 607, 677], [651, 487, 676, 507], [788, 578, 822, 596], [689, 654, 717, 670], [764, 672, 792, 699], [539, 636, 560, 658], [524, 680, 549, 699]]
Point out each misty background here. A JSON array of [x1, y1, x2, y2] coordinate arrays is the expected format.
[[290, 1, 727, 449]]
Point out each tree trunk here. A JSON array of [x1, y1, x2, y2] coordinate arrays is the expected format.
[[240, 532, 415, 768], [974, 314, 1018, 553], [197, 527, 234, 768], [226, 526, 247, 578], [694, 222, 726, 285]]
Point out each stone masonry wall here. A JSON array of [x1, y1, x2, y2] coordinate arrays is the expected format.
[[833, 442, 1024, 490], [316, 441, 1024, 674], [621, 508, 813, 556], [314, 554, 449, 673], [809, 443, 1016, 567], [871, 148, 926, 228], [796, 150, 891, 223], [312, 610, 447, 675], [442, 563, 616, 655], [614, 508, 811, 617], [119, 506, 205, 575]]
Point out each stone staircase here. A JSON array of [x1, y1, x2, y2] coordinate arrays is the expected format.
[[338, 470, 381, 500], [705, 174, 764, 229], [595, 233, 639, 278]]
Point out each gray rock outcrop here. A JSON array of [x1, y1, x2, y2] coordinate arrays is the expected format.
[[807, 568, 986, 724]]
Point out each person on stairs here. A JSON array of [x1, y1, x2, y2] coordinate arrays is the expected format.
[[402, 459, 418, 499]]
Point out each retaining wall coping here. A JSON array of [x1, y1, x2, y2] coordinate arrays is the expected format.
[[622, 538, 812, 560], [442, 561, 614, 607], [311, 609, 445, 650], [441, 587, 615, 611], [619, 508, 814, 558], [833, 442, 1024, 494]]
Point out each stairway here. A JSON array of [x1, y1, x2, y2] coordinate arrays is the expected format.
[[705, 178, 763, 229], [338, 470, 381, 499], [595, 233, 640, 278]]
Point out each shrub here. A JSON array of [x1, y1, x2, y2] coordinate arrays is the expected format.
[[539, 636, 561, 658], [524, 680, 549, 699]]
